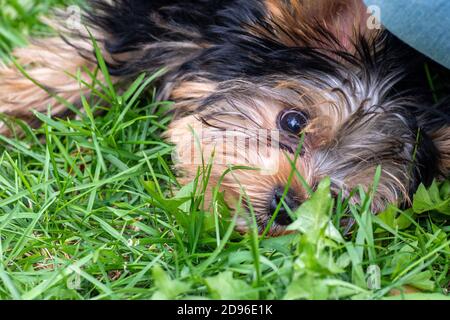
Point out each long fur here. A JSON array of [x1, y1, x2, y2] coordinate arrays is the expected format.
[[0, 36, 98, 134], [0, 0, 449, 235]]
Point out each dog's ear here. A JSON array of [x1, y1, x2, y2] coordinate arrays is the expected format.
[[263, 0, 377, 52]]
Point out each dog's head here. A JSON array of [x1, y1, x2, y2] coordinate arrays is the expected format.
[[161, 0, 450, 235]]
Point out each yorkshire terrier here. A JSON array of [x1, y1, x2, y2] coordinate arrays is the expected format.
[[1, 0, 449, 235]]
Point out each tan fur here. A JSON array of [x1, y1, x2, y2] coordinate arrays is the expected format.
[[262, 0, 378, 53], [170, 79, 218, 115], [171, 80, 218, 101], [0, 37, 99, 135], [166, 112, 313, 236]]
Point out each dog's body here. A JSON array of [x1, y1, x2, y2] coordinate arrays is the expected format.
[[1, 0, 450, 234]]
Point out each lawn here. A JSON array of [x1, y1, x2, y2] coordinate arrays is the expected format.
[[0, 0, 449, 300]]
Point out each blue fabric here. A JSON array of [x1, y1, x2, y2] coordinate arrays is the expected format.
[[364, 0, 450, 69]]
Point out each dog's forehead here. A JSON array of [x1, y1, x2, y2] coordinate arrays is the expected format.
[[188, 75, 370, 128]]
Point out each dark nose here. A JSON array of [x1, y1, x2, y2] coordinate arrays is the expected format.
[[269, 187, 299, 226]]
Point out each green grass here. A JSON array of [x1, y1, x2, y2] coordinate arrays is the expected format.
[[0, 0, 449, 300]]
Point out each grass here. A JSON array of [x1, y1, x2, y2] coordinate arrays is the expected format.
[[0, 0, 449, 300]]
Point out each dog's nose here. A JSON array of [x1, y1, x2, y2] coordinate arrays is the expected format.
[[269, 187, 299, 225]]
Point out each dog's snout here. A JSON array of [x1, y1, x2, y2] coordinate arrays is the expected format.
[[269, 187, 299, 225]]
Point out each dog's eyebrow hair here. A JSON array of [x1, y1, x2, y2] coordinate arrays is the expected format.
[[279, 143, 295, 154], [330, 87, 353, 114], [196, 115, 226, 131], [226, 97, 262, 128]]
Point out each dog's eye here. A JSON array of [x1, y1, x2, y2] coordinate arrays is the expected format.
[[278, 110, 309, 134]]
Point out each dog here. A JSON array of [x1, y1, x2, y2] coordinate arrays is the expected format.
[[1, 0, 449, 235]]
